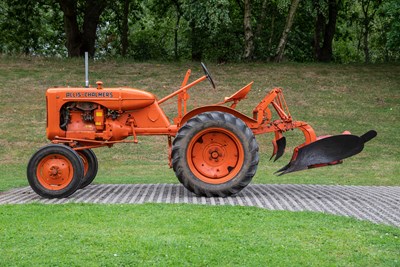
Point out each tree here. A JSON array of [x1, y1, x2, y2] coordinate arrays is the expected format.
[[183, 0, 232, 61], [0, 0, 398, 62], [121, 0, 130, 57], [358, 0, 382, 63], [314, 0, 341, 62], [273, 0, 300, 62], [378, 0, 400, 61], [57, 0, 108, 57], [100, 0, 140, 57], [0, 1, 39, 54], [255, 0, 268, 39], [151, 0, 183, 60], [0, 0, 64, 55], [171, 0, 183, 60], [243, 0, 254, 60]]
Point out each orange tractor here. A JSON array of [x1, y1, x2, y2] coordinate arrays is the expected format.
[[27, 63, 376, 198]]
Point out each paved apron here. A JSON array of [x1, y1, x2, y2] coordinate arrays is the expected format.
[[0, 184, 399, 227]]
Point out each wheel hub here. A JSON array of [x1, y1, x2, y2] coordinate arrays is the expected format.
[[37, 155, 73, 190], [208, 146, 224, 162], [188, 129, 243, 183], [210, 151, 219, 159]]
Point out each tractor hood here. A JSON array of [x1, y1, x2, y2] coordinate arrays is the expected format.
[[46, 86, 156, 111]]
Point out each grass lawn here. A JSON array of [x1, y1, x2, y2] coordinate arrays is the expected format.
[[0, 57, 399, 190], [0, 204, 399, 266], [0, 57, 399, 266]]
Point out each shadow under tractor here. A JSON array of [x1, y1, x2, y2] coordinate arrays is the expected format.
[[27, 63, 377, 198]]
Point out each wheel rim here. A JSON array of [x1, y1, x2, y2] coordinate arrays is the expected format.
[[36, 154, 74, 190], [187, 128, 244, 184]]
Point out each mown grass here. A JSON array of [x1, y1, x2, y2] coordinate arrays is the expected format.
[[0, 204, 399, 266], [0, 56, 398, 190], [0, 57, 399, 266]]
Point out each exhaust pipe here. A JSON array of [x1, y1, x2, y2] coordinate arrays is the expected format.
[[85, 52, 89, 88]]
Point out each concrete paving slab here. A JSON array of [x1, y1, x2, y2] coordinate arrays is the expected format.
[[0, 184, 399, 227]]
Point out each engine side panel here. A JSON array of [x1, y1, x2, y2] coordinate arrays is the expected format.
[[46, 87, 171, 141]]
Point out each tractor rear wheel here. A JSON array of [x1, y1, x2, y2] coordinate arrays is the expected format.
[[77, 149, 98, 189], [172, 112, 259, 197], [27, 144, 84, 198]]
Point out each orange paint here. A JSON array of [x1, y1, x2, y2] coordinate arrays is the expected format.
[[36, 154, 74, 190], [46, 72, 318, 163], [29, 63, 375, 199], [186, 128, 244, 184]]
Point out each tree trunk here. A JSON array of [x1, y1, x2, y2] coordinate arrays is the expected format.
[[318, 0, 339, 62], [121, 0, 130, 57], [57, 0, 107, 57], [190, 21, 202, 61], [58, 0, 81, 57], [361, 0, 371, 63], [174, 14, 181, 60], [82, 0, 107, 57], [273, 0, 300, 63], [255, 0, 268, 39], [313, 0, 324, 60], [173, 0, 182, 61], [267, 13, 275, 57], [243, 0, 254, 60], [363, 21, 370, 63], [360, 0, 381, 63]]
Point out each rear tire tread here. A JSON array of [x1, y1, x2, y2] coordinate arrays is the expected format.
[[172, 111, 259, 197]]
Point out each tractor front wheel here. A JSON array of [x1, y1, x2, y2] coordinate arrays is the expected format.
[[27, 144, 84, 198], [172, 112, 259, 197]]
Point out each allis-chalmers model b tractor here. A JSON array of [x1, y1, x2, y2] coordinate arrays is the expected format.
[[27, 63, 376, 198]]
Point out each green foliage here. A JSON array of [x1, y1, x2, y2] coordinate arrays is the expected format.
[[377, 0, 400, 61], [1, 0, 399, 62], [182, 0, 232, 34], [284, 1, 315, 62], [332, 0, 400, 63], [334, 1, 364, 63], [0, 0, 65, 56], [181, 0, 240, 61], [332, 38, 363, 63]]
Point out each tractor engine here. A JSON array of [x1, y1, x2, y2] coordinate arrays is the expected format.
[[60, 102, 129, 141], [45, 86, 170, 142]]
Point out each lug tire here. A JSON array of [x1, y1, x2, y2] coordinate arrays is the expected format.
[[77, 149, 98, 189], [27, 144, 84, 198], [172, 111, 259, 197]]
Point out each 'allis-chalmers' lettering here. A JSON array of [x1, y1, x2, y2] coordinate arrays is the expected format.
[[66, 92, 113, 98]]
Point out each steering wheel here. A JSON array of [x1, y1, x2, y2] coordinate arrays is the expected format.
[[201, 62, 216, 89]]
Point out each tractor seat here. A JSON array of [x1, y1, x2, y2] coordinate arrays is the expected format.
[[222, 82, 253, 107]]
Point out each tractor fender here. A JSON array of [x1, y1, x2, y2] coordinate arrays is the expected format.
[[179, 105, 259, 129]]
